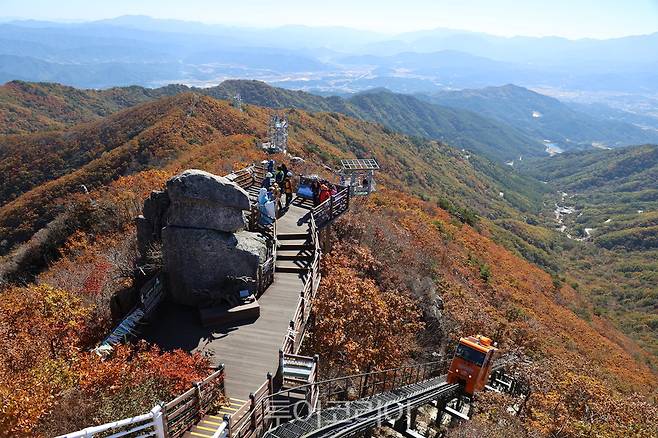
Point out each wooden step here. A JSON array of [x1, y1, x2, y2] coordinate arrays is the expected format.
[[277, 249, 313, 257], [275, 265, 309, 274], [276, 253, 314, 262], [277, 232, 310, 240], [284, 366, 313, 379], [183, 396, 244, 438], [276, 259, 310, 269], [278, 243, 313, 251]]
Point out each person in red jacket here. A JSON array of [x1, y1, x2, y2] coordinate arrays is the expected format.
[[318, 183, 331, 204]]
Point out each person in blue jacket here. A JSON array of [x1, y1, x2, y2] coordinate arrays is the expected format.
[[261, 172, 273, 189]]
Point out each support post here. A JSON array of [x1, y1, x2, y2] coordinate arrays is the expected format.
[[277, 348, 285, 390], [249, 393, 256, 430], [224, 414, 232, 438], [410, 407, 418, 430], [435, 399, 447, 426], [160, 402, 170, 438], [329, 195, 334, 221], [393, 414, 409, 434], [151, 405, 166, 438], [194, 381, 203, 417]]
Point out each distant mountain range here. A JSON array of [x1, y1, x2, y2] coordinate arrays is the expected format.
[[2, 16, 658, 100], [421, 84, 658, 151]]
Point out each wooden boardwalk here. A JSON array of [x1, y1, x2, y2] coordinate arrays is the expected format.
[[144, 201, 312, 399]]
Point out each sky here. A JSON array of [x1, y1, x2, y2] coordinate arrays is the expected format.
[[2, 0, 658, 39]]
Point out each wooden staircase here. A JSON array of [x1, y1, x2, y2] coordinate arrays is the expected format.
[[276, 233, 313, 274], [183, 397, 245, 438]]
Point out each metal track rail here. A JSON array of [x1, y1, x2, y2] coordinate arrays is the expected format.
[[264, 377, 460, 438]]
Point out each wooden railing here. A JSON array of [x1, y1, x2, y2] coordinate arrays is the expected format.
[[312, 186, 350, 228], [163, 365, 226, 437], [282, 214, 321, 355], [60, 406, 165, 438], [226, 212, 322, 438]]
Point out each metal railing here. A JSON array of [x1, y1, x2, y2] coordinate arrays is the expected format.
[[225, 360, 447, 438], [275, 359, 446, 409], [94, 273, 166, 354], [61, 405, 166, 438]]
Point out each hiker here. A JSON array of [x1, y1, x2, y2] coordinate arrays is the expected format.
[[311, 180, 321, 206], [258, 187, 269, 205], [330, 184, 337, 196], [284, 171, 294, 207], [258, 188, 275, 225], [266, 159, 275, 174], [319, 183, 331, 204], [275, 165, 285, 185], [261, 172, 273, 189], [272, 182, 282, 215]]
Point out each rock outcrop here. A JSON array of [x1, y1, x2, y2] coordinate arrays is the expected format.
[[137, 169, 267, 308], [137, 190, 170, 257], [166, 170, 250, 232], [162, 227, 266, 307]]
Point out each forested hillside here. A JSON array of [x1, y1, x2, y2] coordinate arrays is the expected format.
[[0, 93, 546, 265], [1, 80, 544, 162], [517, 145, 658, 356], [0, 90, 656, 437], [0, 80, 185, 134], [423, 84, 658, 150]]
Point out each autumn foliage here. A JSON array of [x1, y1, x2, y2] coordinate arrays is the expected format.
[[329, 190, 657, 437], [308, 246, 424, 374], [1, 89, 657, 438], [0, 283, 210, 438]]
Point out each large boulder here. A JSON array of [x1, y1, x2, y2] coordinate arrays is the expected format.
[[166, 170, 250, 233], [162, 226, 268, 307], [137, 190, 170, 257]]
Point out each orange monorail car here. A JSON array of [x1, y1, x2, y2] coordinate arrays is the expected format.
[[447, 335, 498, 395]]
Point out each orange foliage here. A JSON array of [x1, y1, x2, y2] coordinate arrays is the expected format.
[[309, 246, 424, 374], [0, 283, 210, 437], [333, 188, 657, 436]]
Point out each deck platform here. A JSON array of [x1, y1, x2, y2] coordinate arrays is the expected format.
[[143, 200, 312, 398]]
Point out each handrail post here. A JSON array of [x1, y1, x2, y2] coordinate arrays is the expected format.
[[224, 414, 232, 438], [289, 320, 296, 352], [329, 195, 334, 221], [249, 392, 256, 431], [160, 402, 170, 438], [194, 381, 203, 417], [151, 404, 166, 438], [278, 349, 284, 384]]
